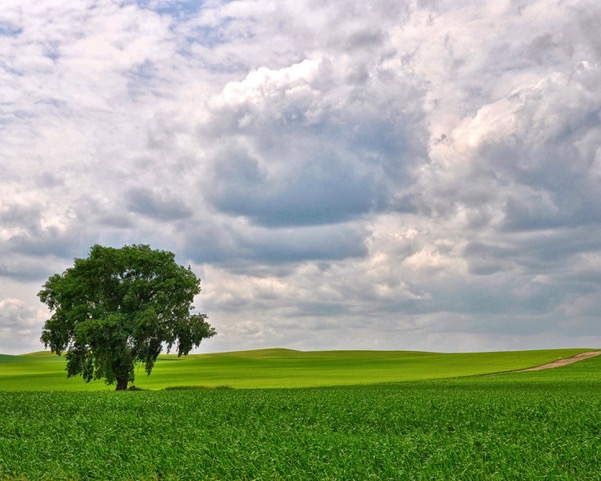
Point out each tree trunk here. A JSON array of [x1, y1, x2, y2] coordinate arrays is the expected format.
[[116, 377, 128, 391]]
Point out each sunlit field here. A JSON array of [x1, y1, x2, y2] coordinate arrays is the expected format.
[[1, 349, 600, 480], [0, 347, 591, 391]]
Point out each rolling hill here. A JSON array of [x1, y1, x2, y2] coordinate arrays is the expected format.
[[0, 347, 596, 391]]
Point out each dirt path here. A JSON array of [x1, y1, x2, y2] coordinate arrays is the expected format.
[[516, 350, 601, 372]]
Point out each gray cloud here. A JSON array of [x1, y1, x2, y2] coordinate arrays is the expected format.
[[207, 144, 385, 227], [126, 186, 193, 221], [182, 219, 368, 267], [0, 298, 45, 354], [197, 55, 425, 228], [2, 0, 601, 354]]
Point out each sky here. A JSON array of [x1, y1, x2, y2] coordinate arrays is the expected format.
[[1, 0, 601, 355]]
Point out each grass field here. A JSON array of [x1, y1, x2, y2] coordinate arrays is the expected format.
[[1, 348, 600, 480], [0, 347, 593, 391]]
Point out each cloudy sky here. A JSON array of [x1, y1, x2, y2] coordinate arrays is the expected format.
[[1, 0, 601, 355]]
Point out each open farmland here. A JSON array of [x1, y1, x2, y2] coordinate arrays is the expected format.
[[1, 349, 600, 480], [0, 347, 593, 391]]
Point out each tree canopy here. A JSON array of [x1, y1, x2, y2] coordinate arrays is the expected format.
[[39, 244, 216, 390]]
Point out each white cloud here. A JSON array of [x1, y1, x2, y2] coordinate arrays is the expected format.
[[1, 0, 601, 354], [0, 298, 46, 354]]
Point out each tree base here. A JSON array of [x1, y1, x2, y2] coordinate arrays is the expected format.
[[116, 378, 128, 391]]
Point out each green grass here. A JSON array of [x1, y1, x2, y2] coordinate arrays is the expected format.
[[0, 347, 593, 391], [1, 354, 600, 480]]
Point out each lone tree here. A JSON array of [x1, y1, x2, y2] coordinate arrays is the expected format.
[[39, 244, 216, 390]]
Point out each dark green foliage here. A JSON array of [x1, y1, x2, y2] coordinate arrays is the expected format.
[[39, 244, 215, 389]]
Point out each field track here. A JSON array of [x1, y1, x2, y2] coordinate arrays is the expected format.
[[516, 350, 601, 372]]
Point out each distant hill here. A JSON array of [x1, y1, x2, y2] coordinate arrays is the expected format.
[[0, 347, 597, 391]]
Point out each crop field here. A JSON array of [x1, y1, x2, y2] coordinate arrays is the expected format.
[[0, 347, 591, 391], [0, 349, 600, 480]]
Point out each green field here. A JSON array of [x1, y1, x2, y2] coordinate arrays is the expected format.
[[1, 349, 600, 480], [0, 347, 593, 391]]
